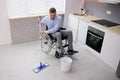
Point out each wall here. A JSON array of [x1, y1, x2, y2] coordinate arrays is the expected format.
[[0, 0, 11, 45], [85, 0, 120, 24], [9, 17, 39, 44], [64, 0, 85, 27], [65, 0, 83, 14], [9, 14, 64, 44]]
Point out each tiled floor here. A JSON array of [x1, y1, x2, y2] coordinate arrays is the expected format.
[[0, 41, 119, 80]]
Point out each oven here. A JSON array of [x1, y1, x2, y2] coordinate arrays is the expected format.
[[86, 26, 105, 53]]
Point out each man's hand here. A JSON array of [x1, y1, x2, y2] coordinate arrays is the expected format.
[[40, 31, 45, 35]]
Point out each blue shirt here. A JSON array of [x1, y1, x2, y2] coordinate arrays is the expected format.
[[39, 15, 62, 34]]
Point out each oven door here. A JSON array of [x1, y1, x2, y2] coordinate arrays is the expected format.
[[86, 31, 103, 53]]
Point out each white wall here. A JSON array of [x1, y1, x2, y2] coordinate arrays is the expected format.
[[65, 0, 81, 14], [0, 0, 11, 45], [65, 0, 85, 14], [63, 0, 85, 27]]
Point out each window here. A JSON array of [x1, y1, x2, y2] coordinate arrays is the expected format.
[[7, 0, 65, 18]]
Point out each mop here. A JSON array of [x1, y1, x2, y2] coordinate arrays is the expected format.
[[33, 62, 49, 73]]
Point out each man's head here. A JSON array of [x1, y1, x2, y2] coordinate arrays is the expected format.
[[49, 7, 56, 19]]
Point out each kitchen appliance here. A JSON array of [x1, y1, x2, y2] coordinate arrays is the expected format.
[[86, 26, 105, 53], [92, 19, 120, 27]]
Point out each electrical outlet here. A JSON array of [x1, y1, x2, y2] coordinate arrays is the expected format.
[[106, 11, 111, 15]]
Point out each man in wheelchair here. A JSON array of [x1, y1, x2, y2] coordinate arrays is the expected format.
[[38, 7, 78, 58]]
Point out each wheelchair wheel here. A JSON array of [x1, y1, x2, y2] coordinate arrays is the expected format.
[[55, 51, 61, 58]]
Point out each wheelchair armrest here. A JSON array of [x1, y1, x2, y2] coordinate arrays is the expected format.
[[60, 27, 66, 30]]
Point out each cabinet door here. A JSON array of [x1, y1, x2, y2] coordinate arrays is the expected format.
[[67, 27, 77, 41], [101, 31, 120, 70], [77, 20, 88, 44], [68, 15, 79, 30], [67, 15, 79, 41]]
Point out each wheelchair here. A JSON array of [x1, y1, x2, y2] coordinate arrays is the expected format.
[[39, 25, 69, 58]]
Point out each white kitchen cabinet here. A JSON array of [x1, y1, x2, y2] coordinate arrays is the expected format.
[[67, 27, 78, 41], [68, 15, 79, 30], [101, 30, 120, 70], [99, 0, 120, 4], [77, 19, 88, 44], [78, 20, 120, 70], [67, 15, 79, 41], [67, 14, 120, 71]]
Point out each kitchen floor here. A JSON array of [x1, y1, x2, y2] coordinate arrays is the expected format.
[[0, 41, 119, 80]]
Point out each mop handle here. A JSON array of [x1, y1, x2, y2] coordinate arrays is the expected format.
[[38, 16, 42, 24]]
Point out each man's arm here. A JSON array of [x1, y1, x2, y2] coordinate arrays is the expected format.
[[45, 17, 62, 34], [38, 17, 46, 27], [38, 16, 47, 35]]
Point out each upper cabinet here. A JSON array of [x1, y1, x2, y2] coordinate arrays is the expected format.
[[99, 0, 120, 4]]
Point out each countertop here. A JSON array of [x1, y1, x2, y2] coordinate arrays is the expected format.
[[70, 14, 120, 35]]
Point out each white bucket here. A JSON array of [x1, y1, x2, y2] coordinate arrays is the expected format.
[[60, 56, 72, 72]]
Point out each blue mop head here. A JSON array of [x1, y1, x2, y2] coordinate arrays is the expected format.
[[33, 62, 49, 73]]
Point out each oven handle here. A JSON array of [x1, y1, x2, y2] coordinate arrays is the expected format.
[[88, 31, 103, 40]]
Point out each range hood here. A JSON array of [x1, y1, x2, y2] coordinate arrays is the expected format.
[[99, 0, 120, 4]]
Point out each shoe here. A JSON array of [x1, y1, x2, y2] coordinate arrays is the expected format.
[[68, 50, 79, 55], [55, 51, 64, 58]]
